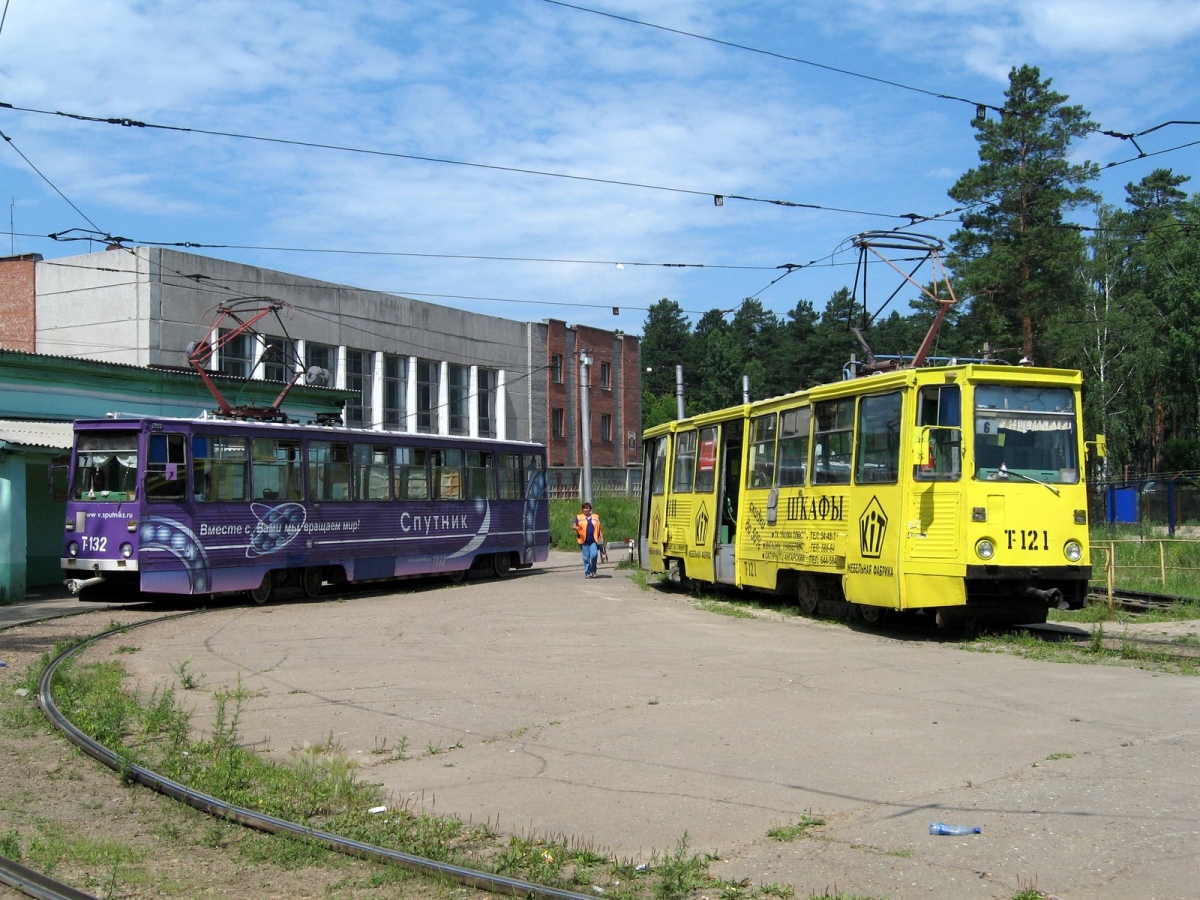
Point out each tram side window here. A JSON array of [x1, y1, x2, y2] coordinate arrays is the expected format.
[[394, 446, 429, 500], [777, 407, 810, 487], [466, 450, 497, 499], [915, 385, 961, 481], [252, 438, 302, 501], [694, 426, 719, 493], [747, 413, 777, 489], [649, 437, 668, 495], [522, 453, 546, 500], [499, 453, 523, 499], [353, 444, 391, 500], [193, 435, 249, 502], [432, 447, 464, 500], [673, 430, 698, 492], [855, 393, 902, 484], [812, 400, 854, 484], [309, 441, 352, 501], [146, 433, 187, 502]]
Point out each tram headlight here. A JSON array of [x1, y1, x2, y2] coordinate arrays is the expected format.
[[120, 542, 134, 559], [975, 539, 996, 561], [1064, 540, 1083, 562], [67, 541, 79, 558]]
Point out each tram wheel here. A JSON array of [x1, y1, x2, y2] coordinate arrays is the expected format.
[[250, 573, 274, 605], [796, 576, 820, 616], [448, 568, 467, 584], [492, 553, 512, 578], [857, 604, 887, 626], [301, 567, 323, 599]]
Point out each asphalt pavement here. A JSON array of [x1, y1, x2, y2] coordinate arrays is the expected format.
[[20, 552, 1200, 899]]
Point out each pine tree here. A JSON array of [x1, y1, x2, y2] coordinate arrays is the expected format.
[[640, 298, 693, 397], [947, 65, 1099, 363]]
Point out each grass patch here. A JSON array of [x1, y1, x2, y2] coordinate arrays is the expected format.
[[766, 815, 825, 842], [1051, 597, 1200, 625], [1088, 528, 1200, 600], [37, 647, 802, 900], [550, 497, 640, 551], [967, 626, 1198, 675], [695, 597, 759, 618]]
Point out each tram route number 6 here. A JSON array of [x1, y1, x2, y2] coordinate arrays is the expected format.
[[81, 536, 108, 552], [1005, 529, 1048, 551]]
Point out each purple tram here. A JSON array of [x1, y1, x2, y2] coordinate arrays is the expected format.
[[61, 415, 550, 602]]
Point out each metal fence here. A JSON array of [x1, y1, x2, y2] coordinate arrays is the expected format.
[[545, 466, 642, 500], [1096, 478, 1200, 537]]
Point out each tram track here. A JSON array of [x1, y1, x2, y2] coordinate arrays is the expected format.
[[1086, 585, 1198, 611], [4, 603, 599, 900], [3, 574, 1195, 900]]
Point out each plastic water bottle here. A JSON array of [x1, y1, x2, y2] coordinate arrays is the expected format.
[[930, 822, 981, 835]]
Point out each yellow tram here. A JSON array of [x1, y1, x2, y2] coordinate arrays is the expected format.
[[637, 362, 1104, 627]]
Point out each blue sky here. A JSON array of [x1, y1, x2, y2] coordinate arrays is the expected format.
[[1, 0, 1198, 336]]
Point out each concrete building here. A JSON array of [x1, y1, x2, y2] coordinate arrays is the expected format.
[[6, 247, 639, 460], [0, 249, 641, 598]]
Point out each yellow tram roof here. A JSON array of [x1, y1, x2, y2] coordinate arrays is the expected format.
[[643, 363, 1082, 438]]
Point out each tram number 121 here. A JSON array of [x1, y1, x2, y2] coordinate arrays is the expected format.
[[1005, 529, 1049, 551]]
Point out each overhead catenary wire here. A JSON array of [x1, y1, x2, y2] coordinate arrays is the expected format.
[[541, 0, 1200, 151], [44, 227, 788, 272], [0, 101, 935, 222]]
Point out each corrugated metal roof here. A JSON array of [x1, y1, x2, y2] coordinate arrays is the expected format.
[[0, 347, 349, 391], [0, 420, 74, 450]]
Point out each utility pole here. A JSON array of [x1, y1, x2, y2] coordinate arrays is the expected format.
[[675, 365, 685, 420], [579, 349, 593, 504]]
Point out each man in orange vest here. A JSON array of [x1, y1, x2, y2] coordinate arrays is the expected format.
[[574, 501, 604, 578]]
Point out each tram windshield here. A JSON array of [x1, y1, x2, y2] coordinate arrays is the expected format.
[[73, 432, 140, 501], [973, 385, 1078, 484]]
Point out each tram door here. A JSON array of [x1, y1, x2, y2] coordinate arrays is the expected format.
[[639, 435, 669, 573], [842, 391, 906, 609], [714, 419, 742, 584]]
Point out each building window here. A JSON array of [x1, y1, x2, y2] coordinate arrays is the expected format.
[[550, 354, 563, 383], [383, 354, 407, 431], [599, 361, 611, 389], [346, 349, 372, 428], [477, 368, 498, 438], [262, 335, 295, 383], [219, 329, 255, 378], [552, 408, 565, 438], [416, 358, 439, 434], [600, 414, 612, 442], [306, 342, 338, 386], [448, 363, 470, 435]]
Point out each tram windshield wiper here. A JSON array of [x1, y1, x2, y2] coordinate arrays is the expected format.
[[993, 463, 1061, 495]]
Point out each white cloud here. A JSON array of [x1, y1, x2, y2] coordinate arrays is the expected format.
[[0, 0, 1196, 329]]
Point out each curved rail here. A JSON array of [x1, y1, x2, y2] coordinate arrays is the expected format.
[[35, 612, 598, 900], [0, 853, 97, 900]]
